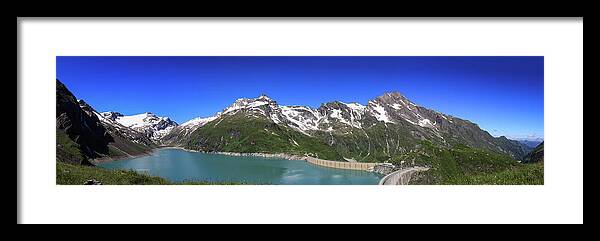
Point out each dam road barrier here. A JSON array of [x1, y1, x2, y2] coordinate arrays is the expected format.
[[305, 156, 395, 173]]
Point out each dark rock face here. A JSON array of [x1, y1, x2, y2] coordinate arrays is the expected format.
[[56, 79, 155, 165], [83, 179, 102, 185], [373, 92, 532, 160], [491, 136, 532, 161], [130, 113, 179, 141], [56, 80, 111, 165], [523, 142, 544, 163], [152, 116, 177, 130], [367, 92, 530, 160], [99, 111, 124, 121]]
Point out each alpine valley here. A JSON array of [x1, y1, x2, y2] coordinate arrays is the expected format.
[[56, 79, 544, 185]]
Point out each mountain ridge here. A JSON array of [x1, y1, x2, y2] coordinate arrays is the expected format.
[[57, 80, 532, 165], [164, 92, 532, 162], [56, 79, 156, 165]]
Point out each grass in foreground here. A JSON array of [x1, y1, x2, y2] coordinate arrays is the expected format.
[[443, 162, 544, 185], [56, 161, 242, 185], [392, 141, 544, 185]]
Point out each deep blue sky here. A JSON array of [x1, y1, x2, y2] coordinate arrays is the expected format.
[[57, 56, 543, 140]]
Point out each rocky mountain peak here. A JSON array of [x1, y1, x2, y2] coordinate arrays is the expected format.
[[320, 101, 346, 110], [256, 94, 273, 101], [223, 94, 279, 116], [142, 112, 169, 122], [144, 88, 532, 161], [100, 111, 124, 121], [96, 111, 178, 142], [383, 91, 405, 98], [374, 91, 414, 106]]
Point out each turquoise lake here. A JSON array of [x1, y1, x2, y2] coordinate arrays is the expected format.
[[98, 148, 382, 185]]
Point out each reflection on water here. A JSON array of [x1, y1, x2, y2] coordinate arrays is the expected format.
[[99, 149, 382, 185]]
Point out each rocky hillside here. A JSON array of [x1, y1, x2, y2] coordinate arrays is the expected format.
[[56, 80, 155, 165], [99, 111, 178, 141], [523, 141, 544, 163], [165, 92, 532, 163]]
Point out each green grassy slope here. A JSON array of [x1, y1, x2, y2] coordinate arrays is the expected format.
[[57, 161, 170, 185], [56, 129, 88, 165], [57, 125, 235, 185], [317, 121, 437, 163], [392, 141, 543, 185], [178, 113, 542, 185], [184, 113, 342, 160], [523, 141, 544, 163], [443, 162, 544, 185]]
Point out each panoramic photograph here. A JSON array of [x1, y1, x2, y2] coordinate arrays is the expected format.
[[55, 56, 544, 185]]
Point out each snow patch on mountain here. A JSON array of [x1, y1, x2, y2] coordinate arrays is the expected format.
[[101, 112, 178, 140], [247, 101, 269, 108], [270, 113, 282, 124], [223, 105, 243, 115], [398, 99, 412, 110], [280, 106, 321, 132], [418, 118, 434, 128], [329, 109, 344, 120], [345, 102, 366, 112], [369, 102, 394, 124], [112, 113, 154, 128], [257, 94, 272, 101], [152, 127, 175, 140], [182, 115, 219, 127], [221, 95, 277, 117]]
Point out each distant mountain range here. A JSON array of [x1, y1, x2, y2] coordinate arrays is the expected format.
[[56, 79, 534, 165], [98, 111, 178, 140], [517, 139, 544, 148]]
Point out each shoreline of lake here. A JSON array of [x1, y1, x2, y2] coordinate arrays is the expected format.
[[98, 148, 383, 185], [160, 146, 312, 161], [95, 146, 386, 174], [91, 146, 310, 165], [90, 149, 156, 165]]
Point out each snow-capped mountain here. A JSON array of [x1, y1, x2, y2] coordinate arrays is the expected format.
[[168, 92, 530, 161], [161, 95, 278, 144], [161, 115, 219, 142], [179, 92, 450, 136], [77, 100, 156, 147], [56, 79, 156, 165], [99, 112, 178, 141], [167, 92, 455, 137], [59, 75, 531, 164]]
